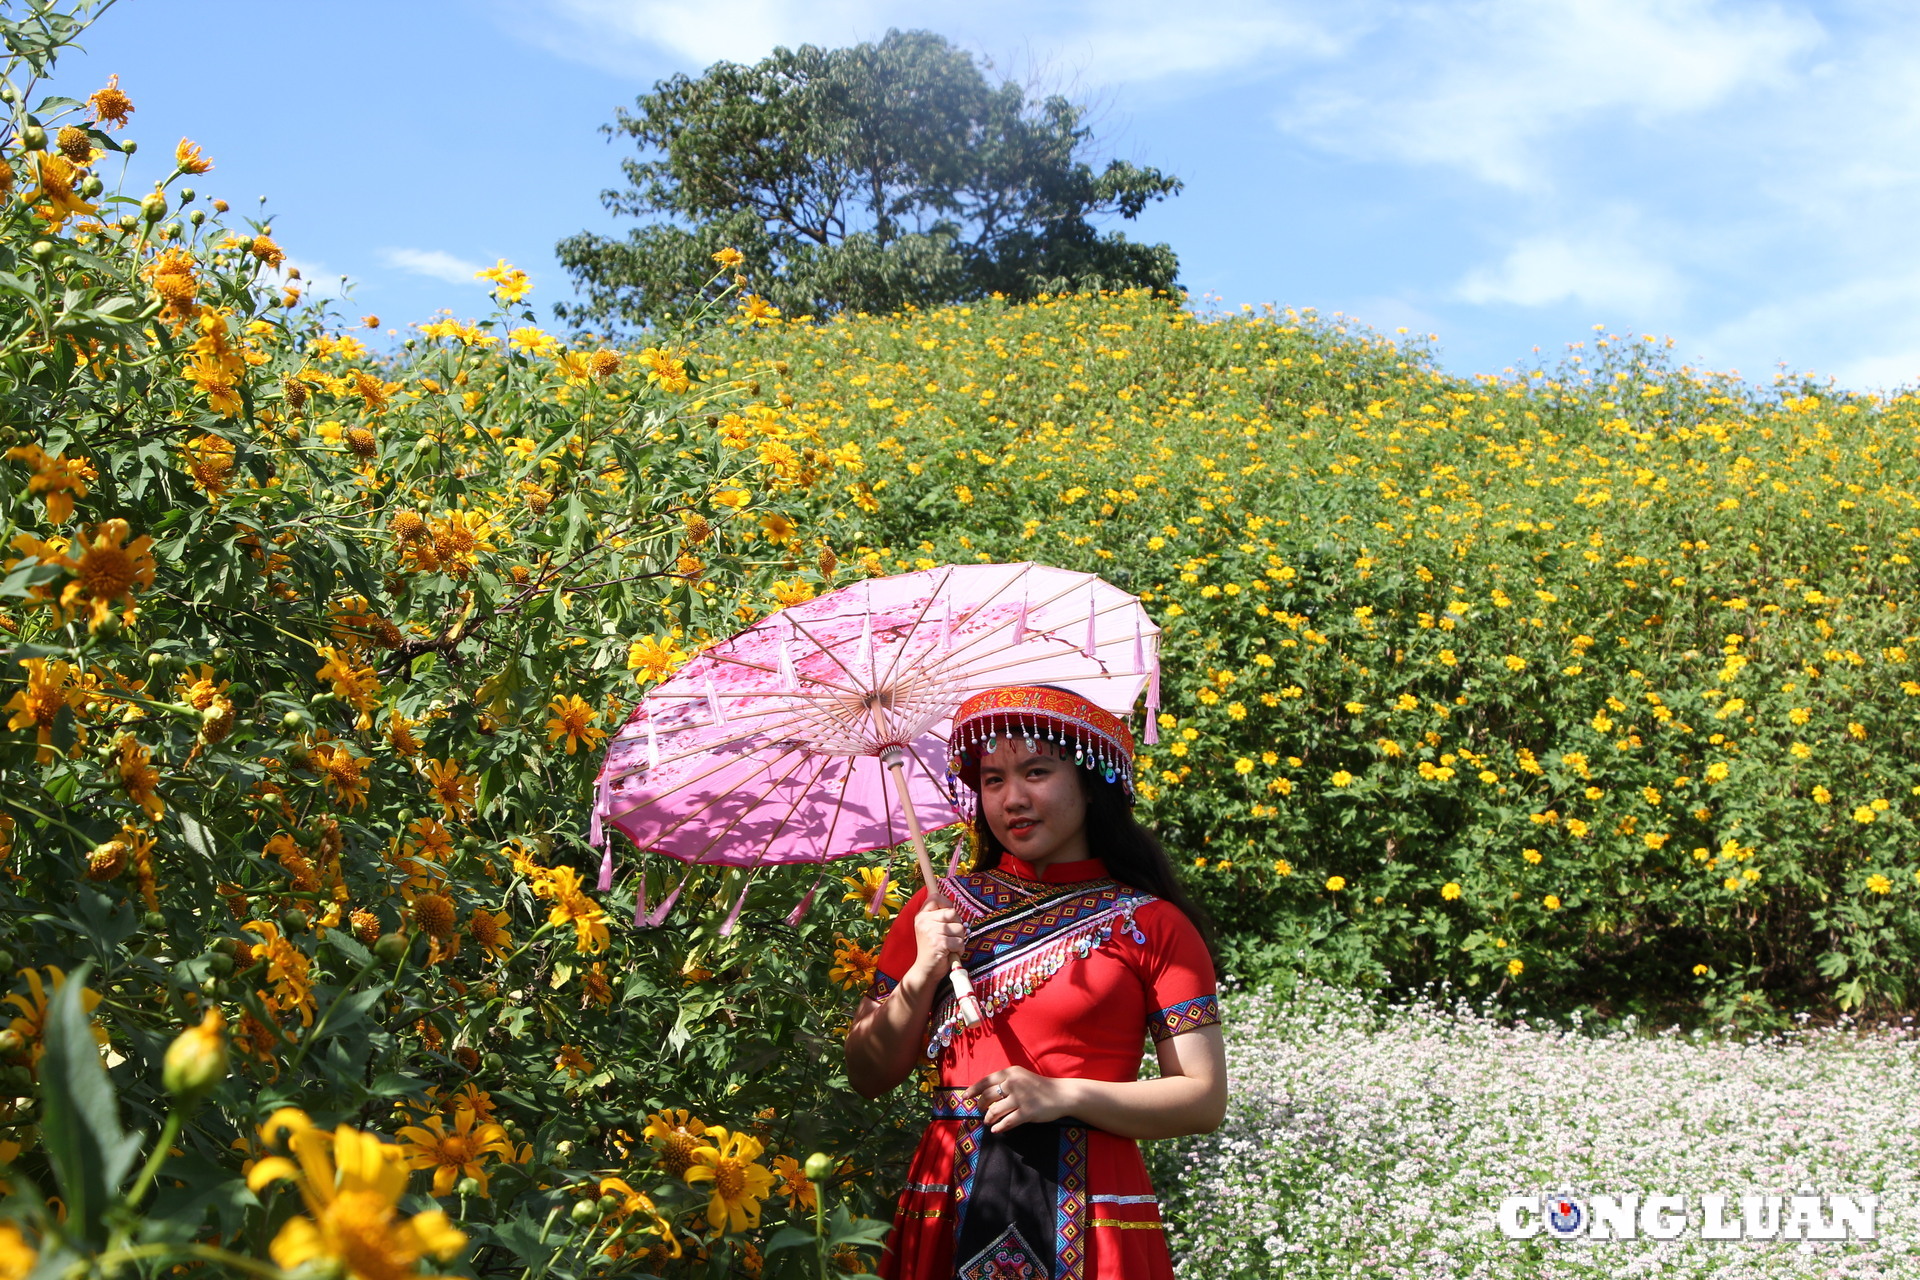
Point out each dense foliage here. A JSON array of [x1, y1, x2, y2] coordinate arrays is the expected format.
[[695, 292, 1920, 1032], [0, 5, 912, 1276], [555, 29, 1181, 330]]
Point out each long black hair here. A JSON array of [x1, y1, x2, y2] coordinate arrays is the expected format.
[[969, 763, 1218, 963]]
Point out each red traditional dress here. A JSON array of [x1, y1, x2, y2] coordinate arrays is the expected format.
[[868, 853, 1219, 1280]]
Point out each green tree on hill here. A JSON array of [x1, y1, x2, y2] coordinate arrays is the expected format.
[[556, 29, 1183, 329]]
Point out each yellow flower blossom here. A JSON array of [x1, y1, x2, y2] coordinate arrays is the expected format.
[[686, 1128, 776, 1232]]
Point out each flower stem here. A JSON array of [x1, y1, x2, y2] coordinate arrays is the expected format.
[[122, 1106, 184, 1209]]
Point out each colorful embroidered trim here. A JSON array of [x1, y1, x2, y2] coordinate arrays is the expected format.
[[866, 969, 900, 1003], [945, 684, 1138, 807], [927, 868, 1155, 1057], [1055, 1125, 1089, 1280], [1150, 993, 1222, 1043], [931, 1087, 986, 1119]]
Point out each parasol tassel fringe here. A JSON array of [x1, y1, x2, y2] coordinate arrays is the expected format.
[[1132, 615, 1145, 674], [1144, 659, 1161, 745], [1084, 583, 1098, 658], [785, 873, 824, 926], [939, 596, 953, 649], [868, 869, 891, 917], [778, 633, 797, 690], [646, 715, 660, 769], [946, 838, 964, 878], [631, 868, 648, 925], [705, 678, 726, 726], [591, 775, 612, 889], [718, 876, 753, 937], [1012, 598, 1027, 645], [644, 870, 692, 928]]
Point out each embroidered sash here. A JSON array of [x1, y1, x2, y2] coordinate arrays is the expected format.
[[926, 869, 1155, 1057], [930, 1089, 1089, 1280]]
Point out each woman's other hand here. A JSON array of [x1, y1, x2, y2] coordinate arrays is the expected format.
[[964, 1066, 1070, 1133]]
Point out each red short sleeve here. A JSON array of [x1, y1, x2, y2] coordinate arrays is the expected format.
[[1132, 900, 1220, 1043], [865, 886, 929, 1002]]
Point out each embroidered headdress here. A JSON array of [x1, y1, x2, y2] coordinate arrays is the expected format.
[[945, 684, 1137, 810]]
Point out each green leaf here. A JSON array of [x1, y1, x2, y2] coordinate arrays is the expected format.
[[763, 1225, 818, 1255], [36, 961, 141, 1248]]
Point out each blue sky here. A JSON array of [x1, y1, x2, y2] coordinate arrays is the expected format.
[[42, 0, 1920, 389]]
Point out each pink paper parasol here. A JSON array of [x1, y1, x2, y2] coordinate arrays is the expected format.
[[592, 561, 1161, 1018]]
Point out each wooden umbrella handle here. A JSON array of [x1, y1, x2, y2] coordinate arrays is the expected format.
[[882, 748, 983, 1027]]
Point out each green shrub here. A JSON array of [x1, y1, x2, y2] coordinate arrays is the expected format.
[[706, 292, 1920, 1031]]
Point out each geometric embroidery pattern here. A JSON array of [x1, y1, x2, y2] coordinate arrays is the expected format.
[[1150, 993, 1222, 1043], [956, 1225, 1047, 1280], [926, 869, 1155, 1056], [1055, 1125, 1088, 1280]]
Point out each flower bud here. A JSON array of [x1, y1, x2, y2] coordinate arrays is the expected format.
[[200, 697, 235, 743], [162, 1007, 229, 1104], [373, 932, 409, 964], [20, 124, 45, 151], [85, 838, 129, 881], [139, 191, 166, 222], [456, 1177, 482, 1198], [570, 1198, 597, 1225], [803, 1152, 835, 1182]]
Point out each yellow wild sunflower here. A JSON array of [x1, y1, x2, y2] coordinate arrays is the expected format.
[[828, 937, 878, 991], [242, 919, 317, 1027], [5, 443, 94, 522], [5, 657, 84, 763], [309, 741, 374, 811], [771, 1154, 818, 1211], [395, 1108, 515, 1196], [840, 866, 904, 918], [115, 734, 165, 821], [543, 694, 606, 755], [467, 908, 512, 960], [58, 519, 156, 630], [685, 1129, 776, 1233], [596, 1177, 681, 1257], [532, 865, 609, 954], [642, 1110, 717, 1179], [247, 1126, 466, 1280], [87, 74, 133, 128], [4, 966, 107, 1067], [422, 758, 477, 821]]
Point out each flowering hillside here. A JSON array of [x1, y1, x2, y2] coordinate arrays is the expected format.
[[703, 291, 1920, 1030]]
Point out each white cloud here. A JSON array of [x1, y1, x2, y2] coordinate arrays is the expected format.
[[1456, 230, 1682, 313], [264, 256, 348, 302], [379, 247, 489, 286], [1278, 0, 1821, 188], [511, 0, 1345, 85], [1698, 265, 1920, 391]]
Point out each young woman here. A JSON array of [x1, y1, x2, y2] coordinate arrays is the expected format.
[[845, 685, 1227, 1280]]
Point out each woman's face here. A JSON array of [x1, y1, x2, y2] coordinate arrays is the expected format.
[[976, 737, 1089, 868]]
